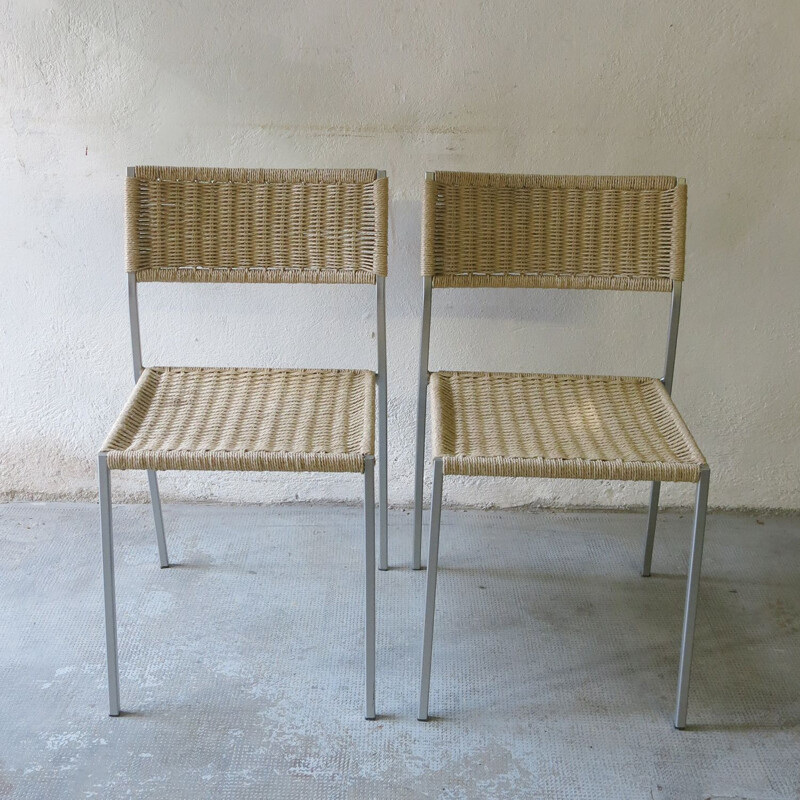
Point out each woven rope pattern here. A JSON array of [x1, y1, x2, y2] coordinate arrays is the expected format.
[[422, 173, 686, 291], [430, 372, 705, 482], [102, 367, 375, 472], [127, 166, 387, 284]]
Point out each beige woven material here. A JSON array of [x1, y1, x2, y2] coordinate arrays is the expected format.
[[127, 166, 387, 284], [422, 172, 686, 291], [430, 372, 706, 482], [102, 367, 375, 473]]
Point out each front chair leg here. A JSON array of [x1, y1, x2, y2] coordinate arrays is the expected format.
[[674, 467, 710, 729], [418, 458, 443, 721], [364, 456, 376, 720], [99, 453, 120, 716], [146, 470, 169, 568]]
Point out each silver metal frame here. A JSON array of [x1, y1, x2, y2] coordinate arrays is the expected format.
[[642, 279, 682, 577], [99, 166, 386, 717], [412, 275, 433, 569], [411, 171, 437, 569], [128, 269, 169, 568], [98, 452, 120, 716], [376, 170, 389, 572], [418, 457, 442, 720], [675, 465, 709, 729], [415, 175, 710, 728], [363, 455, 377, 719]]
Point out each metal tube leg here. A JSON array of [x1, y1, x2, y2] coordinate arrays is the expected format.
[[418, 459, 443, 721], [642, 481, 661, 577], [413, 277, 432, 570], [378, 426, 388, 572], [674, 467, 710, 729], [99, 454, 120, 716], [412, 402, 427, 570], [146, 470, 169, 568], [377, 276, 388, 571], [364, 456, 376, 720]]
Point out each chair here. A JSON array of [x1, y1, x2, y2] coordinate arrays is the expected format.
[[413, 172, 709, 728], [99, 166, 388, 720]]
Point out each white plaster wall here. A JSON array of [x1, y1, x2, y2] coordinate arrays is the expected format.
[[1, 0, 798, 510]]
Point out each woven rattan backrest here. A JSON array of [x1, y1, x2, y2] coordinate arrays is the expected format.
[[422, 172, 686, 291], [127, 166, 387, 284]]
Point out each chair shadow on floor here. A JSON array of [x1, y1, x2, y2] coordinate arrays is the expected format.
[[420, 537, 800, 730]]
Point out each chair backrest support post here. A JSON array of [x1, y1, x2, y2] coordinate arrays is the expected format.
[[662, 280, 682, 396], [127, 271, 143, 383], [661, 176, 686, 396], [418, 172, 436, 384], [418, 277, 433, 385], [126, 166, 145, 383], [376, 170, 387, 387]]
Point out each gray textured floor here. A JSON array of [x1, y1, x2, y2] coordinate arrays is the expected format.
[[0, 502, 798, 799]]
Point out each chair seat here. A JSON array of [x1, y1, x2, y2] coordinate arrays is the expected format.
[[430, 371, 706, 482], [102, 367, 375, 473]]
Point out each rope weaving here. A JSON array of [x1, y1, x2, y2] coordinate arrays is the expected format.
[[430, 372, 706, 482], [127, 166, 387, 284], [422, 172, 686, 291], [102, 367, 375, 473]]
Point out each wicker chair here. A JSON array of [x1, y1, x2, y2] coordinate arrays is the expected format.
[[99, 166, 388, 720], [413, 172, 709, 728]]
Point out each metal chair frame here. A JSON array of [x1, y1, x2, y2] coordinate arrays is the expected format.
[[413, 173, 710, 729], [99, 167, 388, 720]]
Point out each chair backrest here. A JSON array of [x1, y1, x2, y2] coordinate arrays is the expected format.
[[422, 172, 686, 292], [124, 166, 388, 390], [126, 166, 388, 285]]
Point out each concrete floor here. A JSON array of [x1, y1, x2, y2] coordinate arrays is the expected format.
[[0, 502, 798, 799]]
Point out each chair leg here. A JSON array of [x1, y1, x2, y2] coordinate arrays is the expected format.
[[364, 456, 376, 720], [418, 458, 443, 721], [376, 275, 388, 571], [641, 480, 661, 576], [378, 380, 389, 572], [412, 386, 427, 570], [146, 470, 169, 568], [99, 454, 120, 716], [674, 467, 710, 729]]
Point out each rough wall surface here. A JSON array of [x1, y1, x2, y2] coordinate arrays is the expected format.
[[0, 0, 798, 509]]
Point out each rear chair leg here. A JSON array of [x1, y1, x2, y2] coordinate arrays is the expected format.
[[642, 480, 661, 576], [418, 458, 443, 721], [412, 385, 427, 570], [413, 277, 432, 571], [674, 467, 710, 729], [147, 470, 169, 568], [99, 454, 120, 716], [364, 456, 376, 720]]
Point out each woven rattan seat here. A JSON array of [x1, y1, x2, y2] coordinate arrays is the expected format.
[[103, 367, 375, 473], [430, 372, 705, 482]]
